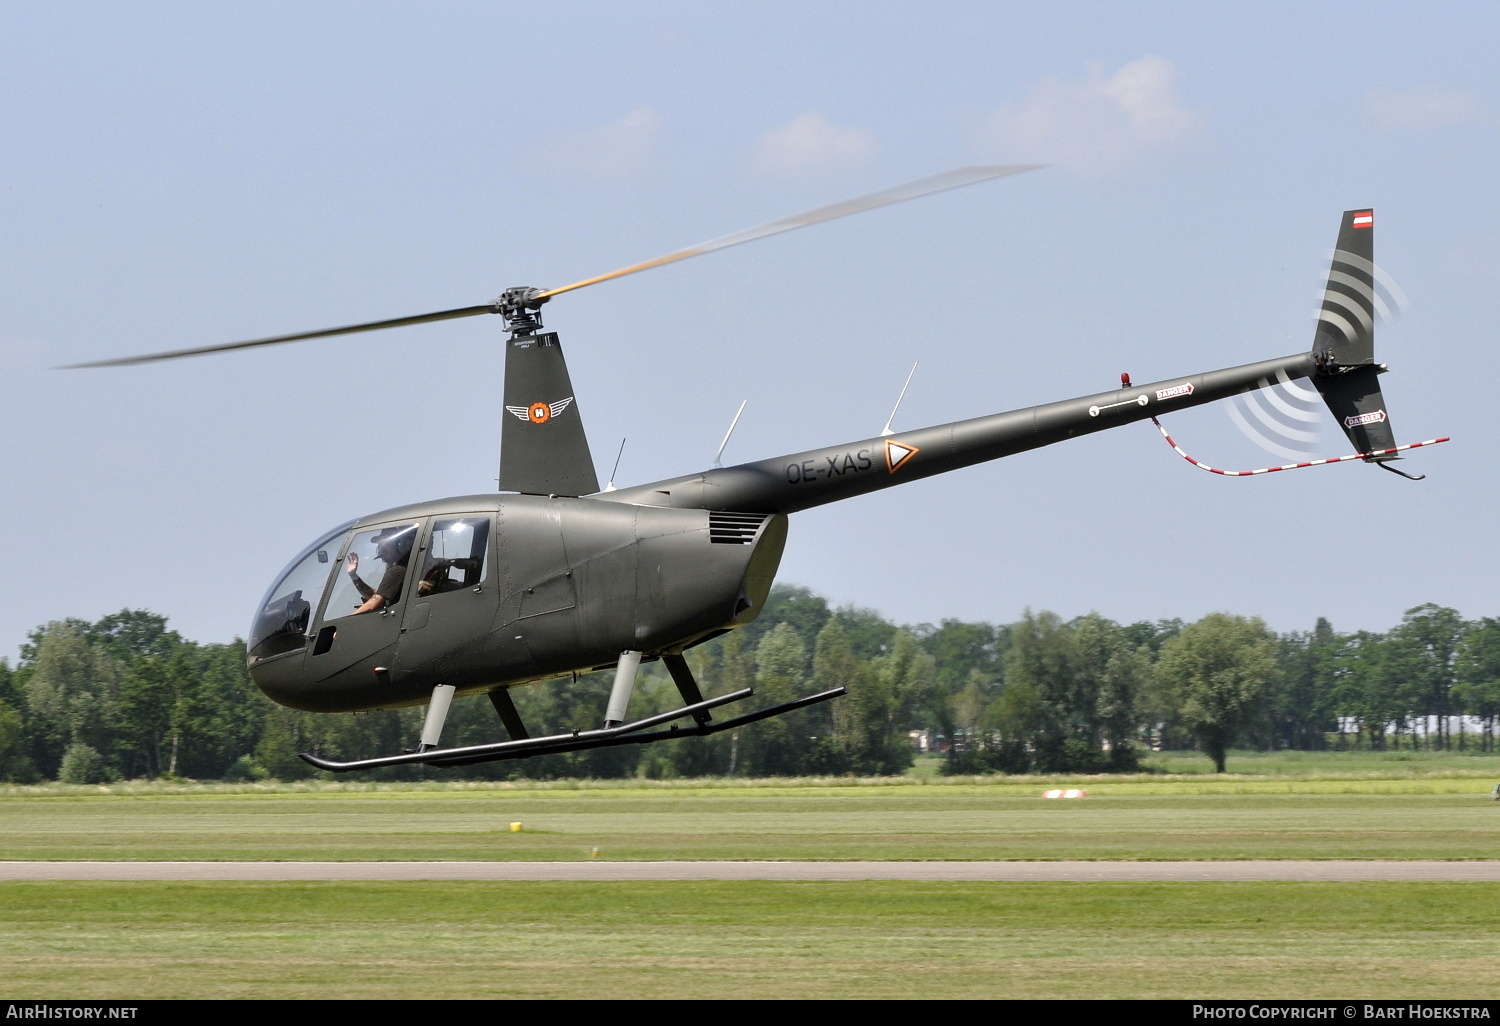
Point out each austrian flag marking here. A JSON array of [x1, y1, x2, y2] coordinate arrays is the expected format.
[[1351, 211, 1374, 229], [1155, 382, 1194, 402]]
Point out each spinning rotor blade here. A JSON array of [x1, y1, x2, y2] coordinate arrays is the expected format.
[[60, 303, 497, 368], [63, 164, 1040, 368], [537, 164, 1042, 301]]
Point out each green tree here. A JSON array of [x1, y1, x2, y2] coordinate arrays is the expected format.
[[920, 619, 1006, 693], [116, 656, 175, 778], [831, 604, 897, 661], [504, 670, 641, 780], [737, 623, 807, 776], [1006, 610, 1136, 771], [1073, 613, 1145, 769], [810, 619, 861, 773], [1330, 631, 1402, 750], [1267, 618, 1341, 751], [86, 610, 184, 665], [59, 743, 110, 784], [1097, 645, 1148, 769], [723, 629, 758, 773], [1005, 609, 1078, 770], [1122, 618, 1184, 656], [836, 628, 923, 775], [0, 698, 39, 782], [1456, 618, 1500, 751], [255, 706, 318, 780], [917, 618, 1007, 752], [0, 658, 20, 711], [1154, 613, 1277, 772], [739, 585, 830, 662], [1386, 604, 1466, 749], [941, 672, 1033, 776], [22, 624, 127, 778]]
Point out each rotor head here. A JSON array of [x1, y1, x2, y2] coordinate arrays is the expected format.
[[495, 286, 549, 336]]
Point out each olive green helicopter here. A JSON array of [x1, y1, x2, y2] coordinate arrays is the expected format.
[[68, 168, 1441, 771]]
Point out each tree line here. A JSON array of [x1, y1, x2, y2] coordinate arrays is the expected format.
[[1, 591, 1498, 783]]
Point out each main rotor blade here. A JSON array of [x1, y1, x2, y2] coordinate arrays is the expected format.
[[536, 163, 1042, 301], [61, 303, 497, 368], [64, 165, 1039, 368]]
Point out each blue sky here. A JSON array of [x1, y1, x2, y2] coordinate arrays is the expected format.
[[2, 1, 1496, 657]]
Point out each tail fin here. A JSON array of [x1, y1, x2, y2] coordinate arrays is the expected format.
[[499, 331, 600, 496], [1311, 208, 1398, 458]]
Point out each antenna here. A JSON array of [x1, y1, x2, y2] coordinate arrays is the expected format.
[[604, 437, 626, 492], [713, 401, 748, 468], [881, 360, 919, 436]]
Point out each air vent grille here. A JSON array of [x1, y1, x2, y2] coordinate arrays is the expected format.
[[709, 511, 768, 544]]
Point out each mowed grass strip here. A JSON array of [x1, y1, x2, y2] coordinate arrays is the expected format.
[[3, 881, 1498, 999], [3, 789, 1500, 861]]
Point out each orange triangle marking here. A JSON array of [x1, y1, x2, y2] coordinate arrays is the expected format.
[[885, 439, 920, 473]]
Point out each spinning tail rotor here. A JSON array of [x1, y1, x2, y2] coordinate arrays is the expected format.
[[1228, 368, 1324, 462]]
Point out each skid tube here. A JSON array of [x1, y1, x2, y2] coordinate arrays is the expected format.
[[428, 686, 848, 768], [299, 686, 843, 772]]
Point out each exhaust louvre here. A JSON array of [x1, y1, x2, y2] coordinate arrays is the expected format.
[[709, 511, 768, 544]]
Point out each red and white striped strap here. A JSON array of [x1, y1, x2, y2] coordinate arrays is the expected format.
[[1150, 416, 1449, 477]]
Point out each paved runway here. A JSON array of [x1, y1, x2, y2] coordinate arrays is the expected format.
[[4, 861, 1500, 881]]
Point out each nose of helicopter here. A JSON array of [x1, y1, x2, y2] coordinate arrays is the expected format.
[[249, 654, 394, 714], [248, 655, 330, 712], [245, 520, 357, 711]]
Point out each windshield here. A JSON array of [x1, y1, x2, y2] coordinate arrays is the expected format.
[[248, 520, 356, 659]]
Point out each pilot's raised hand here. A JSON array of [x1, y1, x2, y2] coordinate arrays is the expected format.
[[345, 553, 360, 575]]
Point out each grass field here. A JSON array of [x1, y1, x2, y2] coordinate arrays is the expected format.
[[4, 750, 1500, 861], [4, 788, 1500, 861], [3, 881, 1498, 998], [7, 751, 1500, 999]]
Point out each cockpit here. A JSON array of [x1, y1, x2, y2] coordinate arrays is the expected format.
[[247, 514, 493, 663]]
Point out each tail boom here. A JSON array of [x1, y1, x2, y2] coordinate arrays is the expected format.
[[604, 351, 1318, 515]]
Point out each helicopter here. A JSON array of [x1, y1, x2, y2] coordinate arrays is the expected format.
[[69, 167, 1443, 772]]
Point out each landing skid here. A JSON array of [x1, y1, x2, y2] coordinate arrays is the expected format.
[[298, 686, 846, 773]]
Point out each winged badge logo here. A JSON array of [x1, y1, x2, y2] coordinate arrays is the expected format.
[[506, 397, 575, 424]]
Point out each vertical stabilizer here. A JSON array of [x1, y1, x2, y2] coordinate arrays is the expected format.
[[1311, 208, 1398, 455], [1313, 208, 1377, 368], [500, 332, 599, 496]]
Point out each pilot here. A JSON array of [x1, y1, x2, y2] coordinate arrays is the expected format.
[[345, 525, 415, 615]]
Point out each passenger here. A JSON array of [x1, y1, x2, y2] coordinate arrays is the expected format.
[[345, 526, 415, 614]]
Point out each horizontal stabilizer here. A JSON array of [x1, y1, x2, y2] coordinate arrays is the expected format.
[[1316, 364, 1397, 455]]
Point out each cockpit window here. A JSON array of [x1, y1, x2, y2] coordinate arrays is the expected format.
[[418, 517, 491, 597], [325, 521, 420, 619], [248, 520, 355, 659]]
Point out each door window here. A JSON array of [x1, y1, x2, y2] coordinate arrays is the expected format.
[[323, 522, 420, 619], [418, 517, 491, 597]]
